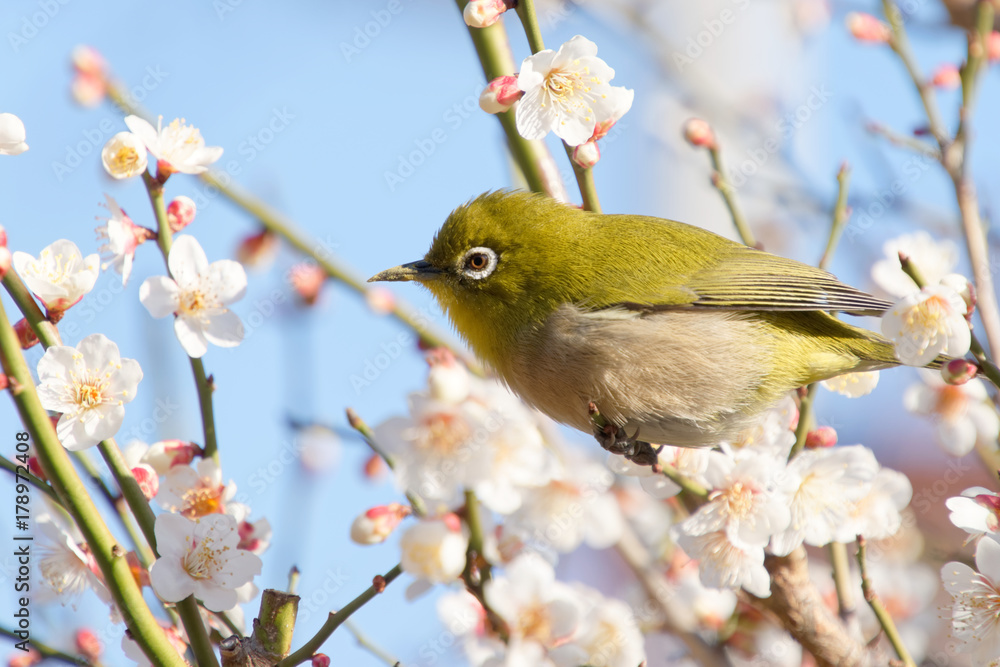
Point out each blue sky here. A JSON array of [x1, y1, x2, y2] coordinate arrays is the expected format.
[[2, 0, 998, 664]]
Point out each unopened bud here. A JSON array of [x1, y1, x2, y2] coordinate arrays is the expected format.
[[805, 425, 837, 448], [0, 224, 8, 247], [166, 195, 196, 232], [930, 64, 961, 90], [0, 246, 10, 280], [235, 229, 279, 270], [14, 318, 38, 349], [363, 453, 387, 480], [572, 141, 601, 169], [290, 263, 326, 306], [75, 628, 103, 661], [846, 12, 890, 43], [682, 118, 716, 149], [989, 31, 1000, 64], [942, 358, 977, 385], [350, 503, 411, 545], [940, 273, 975, 315], [479, 75, 522, 114], [142, 439, 201, 475], [71, 45, 106, 76], [365, 287, 396, 315], [132, 464, 159, 500], [311, 655, 331, 667], [73, 73, 107, 108], [463, 0, 509, 28], [427, 348, 472, 404], [27, 456, 46, 480]]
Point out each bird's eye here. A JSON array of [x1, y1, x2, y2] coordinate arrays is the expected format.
[[460, 246, 498, 280]]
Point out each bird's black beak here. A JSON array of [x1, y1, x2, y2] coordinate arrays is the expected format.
[[368, 259, 444, 283]]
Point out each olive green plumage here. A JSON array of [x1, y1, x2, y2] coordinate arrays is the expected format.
[[370, 190, 898, 447]]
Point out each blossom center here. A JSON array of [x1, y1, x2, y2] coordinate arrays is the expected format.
[[73, 375, 110, 409], [935, 385, 968, 421], [111, 146, 142, 173], [417, 413, 471, 456], [178, 289, 216, 316], [517, 604, 553, 643], [542, 66, 598, 119], [718, 481, 756, 519], [904, 295, 951, 333], [954, 575, 1000, 639], [183, 537, 225, 580], [181, 485, 225, 518]]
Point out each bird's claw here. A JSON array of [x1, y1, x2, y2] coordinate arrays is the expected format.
[[594, 422, 663, 468]]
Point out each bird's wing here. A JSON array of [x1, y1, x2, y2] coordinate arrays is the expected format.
[[608, 247, 892, 316]]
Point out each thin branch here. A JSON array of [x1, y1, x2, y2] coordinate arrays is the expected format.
[[856, 536, 915, 666], [708, 145, 756, 248], [345, 408, 427, 516]]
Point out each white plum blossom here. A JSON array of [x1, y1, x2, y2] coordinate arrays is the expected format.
[[96, 194, 151, 286], [35, 510, 110, 607], [350, 503, 410, 545], [664, 555, 738, 631], [141, 439, 201, 475], [12, 239, 100, 313], [769, 445, 880, 556], [101, 131, 148, 179], [882, 284, 971, 366], [0, 112, 28, 155], [821, 370, 880, 397], [398, 515, 468, 585], [506, 460, 623, 553], [516, 36, 634, 146], [947, 487, 1000, 538], [871, 232, 959, 298], [485, 554, 582, 658], [149, 513, 262, 612], [139, 235, 247, 358], [36, 334, 143, 451], [156, 458, 236, 518], [942, 534, 1000, 665], [548, 586, 645, 667], [904, 369, 999, 457], [679, 452, 795, 551], [676, 529, 771, 597], [835, 467, 912, 542], [124, 114, 222, 175]]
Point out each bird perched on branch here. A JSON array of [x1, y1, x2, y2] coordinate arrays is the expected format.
[[370, 190, 900, 460]]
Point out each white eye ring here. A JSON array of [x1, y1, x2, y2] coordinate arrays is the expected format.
[[460, 246, 498, 280]]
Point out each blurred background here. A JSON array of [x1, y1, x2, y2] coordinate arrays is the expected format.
[[1, 0, 998, 664]]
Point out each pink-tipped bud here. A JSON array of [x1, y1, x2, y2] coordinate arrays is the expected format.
[[463, 0, 508, 28], [363, 453, 387, 480], [311, 655, 331, 667], [142, 439, 202, 475], [0, 246, 10, 281], [0, 224, 8, 247], [930, 64, 961, 89], [441, 512, 463, 532], [479, 75, 522, 114], [682, 118, 717, 149], [235, 229, 279, 270], [989, 31, 1000, 64], [8, 647, 42, 667], [427, 348, 472, 404], [846, 12, 891, 43], [290, 263, 327, 306], [131, 464, 159, 500], [166, 195, 197, 232], [75, 629, 103, 661], [365, 287, 396, 315], [71, 45, 106, 77], [940, 273, 975, 315], [942, 358, 978, 385], [572, 141, 601, 169], [72, 73, 107, 108], [27, 456, 46, 481], [805, 425, 837, 449], [0, 374, 7, 391], [350, 503, 411, 545], [14, 319, 38, 350]]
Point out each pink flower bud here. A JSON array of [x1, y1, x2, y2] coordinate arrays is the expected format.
[[930, 64, 961, 89], [311, 655, 331, 667], [363, 453, 387, 480], [682, 118, 716, 149], [479, 75, 522, 114], [0, 374, 6, 391], [572, 141, 601, 169], [14, 318, 38, 350], [350, 503, 411, 545], [71, 45, 106, 77], [942, 358, 977, 385], [365, 286, 396, 315], [8, 647, 42, 667], [805, 425, 837, 448], [0, 224, 8, 246], [75, 629, 103, 661], [235, 229, 279, 270], [940, 273, 975, 315], [0, 246, 10, 280], [142, 439, 202, 475], [72, 73, 107, 108], [27, 456, 46, 480], [463, 0, 508, 28], [846, 12, 891, 43], [442, 512, 463, 532], [290, 263, 327, 306], [166, 195, 197, 232], [989, 31, 1000, 64], [132, 464, 159, 500]]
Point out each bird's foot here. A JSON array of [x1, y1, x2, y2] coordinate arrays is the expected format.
[[594, 422, 663, 468]]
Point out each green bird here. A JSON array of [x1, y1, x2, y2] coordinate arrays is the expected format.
[[369, 190, 899, 453]]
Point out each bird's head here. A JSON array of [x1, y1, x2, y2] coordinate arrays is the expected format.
[[369, 190, 589, 366]]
